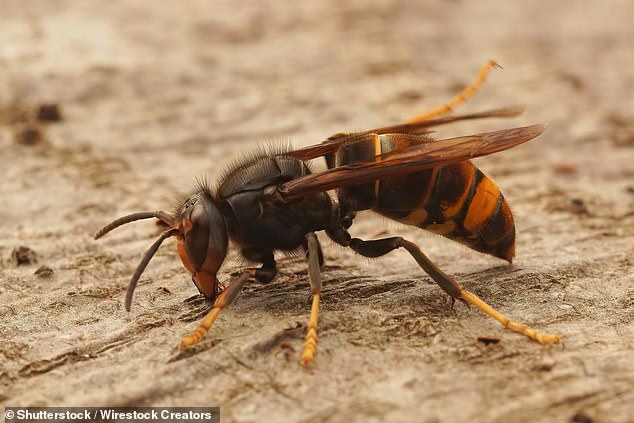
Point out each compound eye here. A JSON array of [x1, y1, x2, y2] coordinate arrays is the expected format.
[[183, 202, 211, 270], [174, 194, 228, 301]]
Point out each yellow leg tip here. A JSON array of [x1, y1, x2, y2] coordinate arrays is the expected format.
[[179, 306, 221, 349], [179, 337, 195, 349], [486, 59, 502, 69], [179, 327, 208, 349], [299, 333, 318, 365], [299, 348, 316, 366], [535, 333, 561, 345], [459, 289, 561, 345], [298, 294, 321, 366]]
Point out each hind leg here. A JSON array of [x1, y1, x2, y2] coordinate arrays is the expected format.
[[327, 227, 560, 344], [405, 60, 501, 123]]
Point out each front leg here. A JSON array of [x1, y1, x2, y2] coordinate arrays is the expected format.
[[242, 248, 278, 283], [180, 270, 253, 349]]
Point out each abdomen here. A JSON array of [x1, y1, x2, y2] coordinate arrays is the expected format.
[[330, 134, 516, 262]]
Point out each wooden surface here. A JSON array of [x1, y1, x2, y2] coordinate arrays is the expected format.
[[1, 1, 633, 422]]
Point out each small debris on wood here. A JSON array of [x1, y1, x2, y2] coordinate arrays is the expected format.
[[545, 197, 592, 216], [571, 411, 595, 423], [396, 89, 423, 103], [532, 358, 556, 372], [34, 265, 54, 278], [558, 71, 586, 91], [279, 342, 295, 352], [276, 342, 296, 361], [13, 122, 46, 146], [11, 246, 37, 265], [250, 322, 305, 355], [35, 103, 63, 122], [569, 198, 589, 215], [552, 163, 578, 175], [477, 336, 500, 345]]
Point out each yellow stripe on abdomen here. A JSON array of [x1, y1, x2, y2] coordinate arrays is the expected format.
[[463, 176, 501, 232]]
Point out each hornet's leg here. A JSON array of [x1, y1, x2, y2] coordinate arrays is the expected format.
[[242, 248, 278, 283], [405, 60, 500, 123], [299, 232, 323, 365], [327, 227, 560, 344], [180, 270, 253, 349]]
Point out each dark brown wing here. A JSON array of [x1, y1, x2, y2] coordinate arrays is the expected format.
[[368, 105, 524, 136], [287, 106, 525, 161], [279, 124, 544, 201]]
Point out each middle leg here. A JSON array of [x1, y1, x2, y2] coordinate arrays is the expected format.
[[299, 232, 323, 365]]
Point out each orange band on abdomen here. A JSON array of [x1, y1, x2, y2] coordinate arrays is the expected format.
[[463, 176, 501, 232]]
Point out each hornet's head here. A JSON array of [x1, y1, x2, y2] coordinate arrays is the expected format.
[[94, 182, 228, 311]]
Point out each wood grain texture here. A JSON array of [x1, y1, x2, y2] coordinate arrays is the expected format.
[[1, 1, 633, 422]]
